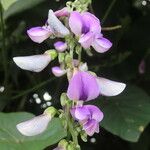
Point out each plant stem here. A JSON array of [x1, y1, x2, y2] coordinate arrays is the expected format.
[[12, 77, 55, 100], [0, 3, 8, 85], [101, 0, 117, 25], [102, 25, 122, 31]]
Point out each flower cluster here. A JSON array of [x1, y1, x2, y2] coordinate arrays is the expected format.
[[14, 1, 126, 149]]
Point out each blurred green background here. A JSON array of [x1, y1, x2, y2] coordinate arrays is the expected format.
[[0, 0, 150, 150]]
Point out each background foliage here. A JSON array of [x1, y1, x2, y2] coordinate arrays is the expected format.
[[0, 0, 150, 149]]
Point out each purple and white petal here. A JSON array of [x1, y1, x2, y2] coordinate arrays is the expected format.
[[54, 41, 67, 52], [96, 77, 126, 96], [13, 54, 51, 72], [69, 11, 83, 36], [52, 66, 66, 77], [16, 114, 51, 136], [85, 105, 104, 122], [83, 119, 98, 136], [55, 7, 70, 17], [92, 37, 112, 53], [48, 10, 70, 37], [67, 71, 100, 101], [79, 32, 94, 49], [27, 26, 52, 43]]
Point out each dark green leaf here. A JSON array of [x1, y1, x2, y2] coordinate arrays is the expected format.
[[93, 85, 150, 142], [0, 112, 66, 150], [4, 0, 46, 19]]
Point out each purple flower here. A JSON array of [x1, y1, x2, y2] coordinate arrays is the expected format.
[[52, 66, 66, 77], [67, 71, 100, 101], [69, 11, 112, 53], [54, 41, 67, 52], [67, 71, 126, 101], [71, 105, 104, 136], [27, 26, 52, 44]]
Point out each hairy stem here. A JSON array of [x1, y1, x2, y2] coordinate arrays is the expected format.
[[102, 25, 122, 31]]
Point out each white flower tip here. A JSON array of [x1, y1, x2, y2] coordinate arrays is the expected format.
[[13, 54, 51, 72], [16, 114, 51, 136], [97, 77, 126, 96]]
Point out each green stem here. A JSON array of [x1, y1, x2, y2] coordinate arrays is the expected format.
[[0, 3, 8, 85], [102, 25, 122, 31], [101, 0, 117, 25], [12, 77, 55, 100]]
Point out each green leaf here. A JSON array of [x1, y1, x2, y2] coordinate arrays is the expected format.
[[4, 0, 46, 19], [93, 85, 150, 142], [0, 112, 66, 150], [1, 0, 18, 10]]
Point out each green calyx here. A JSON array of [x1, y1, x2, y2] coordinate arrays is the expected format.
[[45, 50, 58, 60], [44, 106, 57, 118], [58, 139, 68, 150]]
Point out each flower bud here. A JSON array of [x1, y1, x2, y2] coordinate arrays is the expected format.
[[52, 66, 66, 77], [54, 41, 67, 52]]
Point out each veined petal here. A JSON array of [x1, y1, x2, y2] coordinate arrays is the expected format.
[[54, 41, 67, 52], [13, 54, 51, 72], [83, 119, 98, 136], [79, 32, 94, 49], [69, 11, 83, 36], [16, 114, 51, 136], [96, 77, 126, 96], [85, 105, 103, 122], [67, 71, 100, 101], [27, 26, 52, 43], [52, 66, 66, 77], [92, 37, 112, 53], [55, 7, 70, 17], [48, 10, 70, 37]]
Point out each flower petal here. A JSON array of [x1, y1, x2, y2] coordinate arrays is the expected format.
[[67, 71, 100, 101], [82, 12, 101, 33], [92, 37, 112, 53], [27, 26, 52, 43], [96, 77, 126, 96], [79, 32, 94, 49], [55, 7, 70, 17], [74, 106, 91, 120], [48, 9, 70, 37], [54, 41, 67, 52], [69, 11, 83, 36], [13, 54, 51, 72], [83, 119, 98, 136], [52, 66, 66, 77], [16, 114, 51, 136], [85, 105, 103, 122]]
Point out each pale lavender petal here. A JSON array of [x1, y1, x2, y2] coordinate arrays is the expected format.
[[82, 12, 101, 33], [52, 66, 66, 77], [92, 37, 112, 53], [69, 11, 83, 36], [79, 32, 94, 49], [85, 105, 103, 122], [13, 54, 51, 72], [96, 77, 126, 96], [27, 26, 52, 43], [74, 106, 91, 120], [54, 41, 67, 52], [83, 119, 98, 136], [16, 114, 51, 136], [67, 71, 100, 101], [55, 7, 70, 17], [139, 60, 145, 74], [48, 10, 70, 37]]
